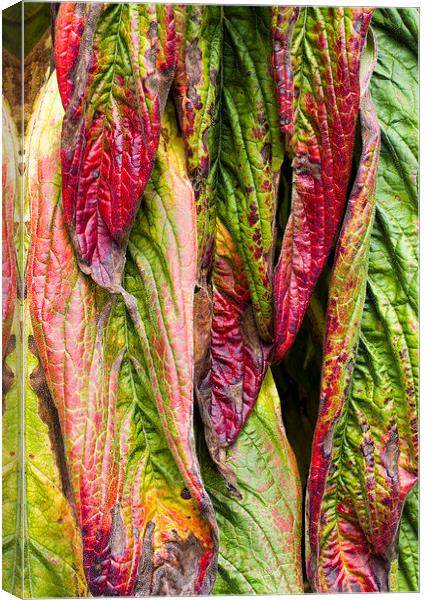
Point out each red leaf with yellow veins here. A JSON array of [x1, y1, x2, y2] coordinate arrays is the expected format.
[[2, 100, 18, 358], [58, 3, 177, 291], [273, 7, 373, 363]]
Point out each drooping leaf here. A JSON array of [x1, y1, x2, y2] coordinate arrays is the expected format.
[[3, 303, 88, 598], [198, 219, 271, 486], [57, 2, 177, 291], [201, 369, 303, 594], [27, 74, 143, 596], [273, 7, 373, 363], [121, 102, 218, 593], [2, 100, 18, 358], [397, 483, 418, 592], [218, 6, 283, 342], [27, 75, 218, 595], [173, 4, 222, 281], [195, 7, 284, 471], [307, 8, 418, 591]]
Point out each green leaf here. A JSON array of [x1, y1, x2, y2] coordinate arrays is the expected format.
[[398, 484, 418, 591], [217, 6, 283, 341], [202, 369, 303, 594], [173, 5, 222, 280], [3, 304, 88, 598]]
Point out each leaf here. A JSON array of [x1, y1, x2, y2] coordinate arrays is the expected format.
[[195, 7, 283, 471], [306, 8, 418, 591], [202, 369, 303, 594], [58, 3, 178, 291], [398, 484, 418, 592], [2, 99, 18, 359], [173, 5, 222, 281], [197, 219, 272, 485], [218, 6, 283, 342], [27, 74, 217, 595], [273, 7, 373, 362], [27, 74, 145, 595], [121, 102, 218, 593]]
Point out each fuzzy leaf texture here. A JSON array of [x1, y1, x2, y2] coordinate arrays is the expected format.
[[202, 369, 303, 594], [273, 7, 373, 362], [306, 8, 418, 592], [57, 2, 177, 291]]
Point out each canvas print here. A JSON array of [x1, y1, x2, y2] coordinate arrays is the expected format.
[[2, 2, 418, 596]]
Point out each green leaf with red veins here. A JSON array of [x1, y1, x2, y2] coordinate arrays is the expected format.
[[173, 4, 222, 282], [273, 7, 373, 363], [202, 369, 303, 594], [59, 2, 177, 291], [307, 8, 418, 592], [2, 100, 18, 359]]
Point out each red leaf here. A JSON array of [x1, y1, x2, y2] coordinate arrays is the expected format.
[[58, 3, 177, 291], [197, 220, 271, 487], [272, 8, 373, 363]]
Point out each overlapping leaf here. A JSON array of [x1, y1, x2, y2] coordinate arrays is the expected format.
[[27, 74, 217, 595], [121, 103, 218, 593], [27, 74, 126, 594], [198, 220, 272, 484], [202, 369, 302, 594], [173, 4, 222, 281], [196, 7, 284, 469], [218, 6, 283, 341], [306, 8, 418, 592], [273, 7, 373, 363], [57, 2, 177, 291], [3, 121, 88, 596]]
